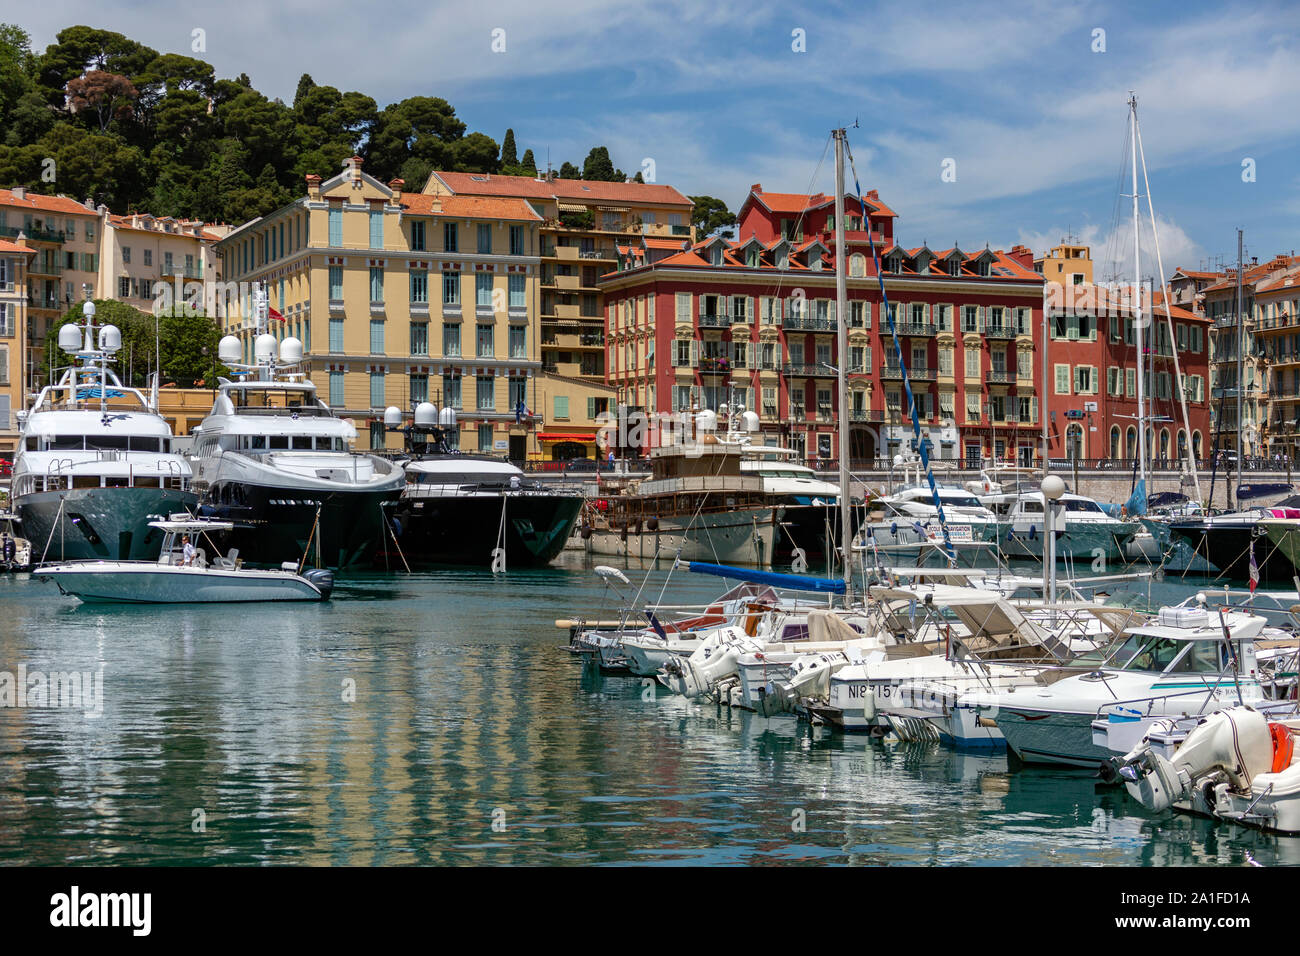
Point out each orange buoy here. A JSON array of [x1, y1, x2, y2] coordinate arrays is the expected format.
[[1269, 723, 1295, 773]]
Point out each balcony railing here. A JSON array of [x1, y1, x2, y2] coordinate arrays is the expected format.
[[698, 312, 732, 328], [671, 224, 692, 236], [850, 409, 886, 422], [0, 224, 65, 243], [699, 357, 732, 374], [895, 322, 937, 336], [881, 365, 937, 381], [984, 324, 1016, 339], [782, 363, 837, 378], [783, 315, 837, 332], [987, 369, 1015, 384]]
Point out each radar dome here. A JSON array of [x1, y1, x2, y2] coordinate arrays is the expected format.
[[414, 402, 437, 426], [218, 335, 242, 364], [254, 334, 277, 363], [58, 323, 83, 354], [383, 406, 403, 427], [279, 337, 303, 364], [438, 407, 457, 427], [98, 324, 121, 352], [741, 410, 760, 433], [695, 409, 717, 433]]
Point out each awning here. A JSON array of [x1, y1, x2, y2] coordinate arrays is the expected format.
[[557, 202, 588, 213], [536, 432, 596, 442]]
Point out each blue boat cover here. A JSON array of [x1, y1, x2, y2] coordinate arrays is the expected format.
[[685, 561, 846, 594]]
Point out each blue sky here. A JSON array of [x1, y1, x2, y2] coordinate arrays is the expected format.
[[21, 1, 1300, 280]]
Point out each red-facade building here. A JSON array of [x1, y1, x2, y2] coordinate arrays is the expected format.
[[1042, 284, 1211, 463], [599, 184, 1046, 466]]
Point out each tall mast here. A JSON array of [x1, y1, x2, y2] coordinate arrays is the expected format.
[[833, 128, 852, 596], [1130, 93, 1146, 485], [1236, 228, 1244, 503]]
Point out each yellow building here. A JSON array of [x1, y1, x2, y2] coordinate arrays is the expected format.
[[214, 156, 546, 457], [0, 237, 35, 454], [1034, 239, 1094, 287], [423, 170, 690, 461]]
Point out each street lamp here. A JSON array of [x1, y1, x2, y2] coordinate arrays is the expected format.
[[1041, 473, 1065, 607]]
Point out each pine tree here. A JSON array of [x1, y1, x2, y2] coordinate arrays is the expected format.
[[501, 128, 517, 167]]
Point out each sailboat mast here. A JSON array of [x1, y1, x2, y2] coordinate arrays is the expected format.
[[833, 128, 852, 595], [1236, 228, 1244, 503], [1130, 94, 1146, 485]]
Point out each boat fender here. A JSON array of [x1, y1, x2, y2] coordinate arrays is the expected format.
[[631, 517, 641, 533], [646, 516, 659, 531], [1270, 723, 1295, 773], [1028, 525, 1036, 541], [890, 522, 897, 537], [620, 526, 628, 542], [580, 525, 592, 540]]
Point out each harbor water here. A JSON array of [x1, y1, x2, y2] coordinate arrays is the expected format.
[[1, 555, 1297, 866]]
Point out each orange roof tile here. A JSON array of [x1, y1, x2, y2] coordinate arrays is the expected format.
[[0, 239, 36, 254], [402, 193, 541, 221], [0, 188, 97, 217], [430, 171, 692, 207], [644, 237, 689, 250]]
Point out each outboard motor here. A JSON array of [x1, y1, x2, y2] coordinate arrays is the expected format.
[[303, 568, 335, 600]]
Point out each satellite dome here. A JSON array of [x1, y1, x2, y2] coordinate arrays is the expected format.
[[414, 402, 437, 426], [383, 406, 402, 427], [695, 409, 717, 432], [218, 335, 242, 364], [438, 407, 457, 427], [279, 336, 303, 364], [58, 323, 83, 354], [741, 410, 760, 433], [254, 334, 277, 363], [98, 324, 121, 352]]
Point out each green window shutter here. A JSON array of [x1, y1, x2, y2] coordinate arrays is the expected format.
[[587, 397, 596, 419], [554, 395, 569, 419]]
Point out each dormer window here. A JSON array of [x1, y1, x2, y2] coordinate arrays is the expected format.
[[710, 244, 723, 266], [746, 248, 759, 268]]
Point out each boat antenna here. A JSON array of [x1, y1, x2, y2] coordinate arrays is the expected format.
[[833, 127, 854, 596]]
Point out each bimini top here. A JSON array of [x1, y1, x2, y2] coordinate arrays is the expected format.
[[147, 518, 236, 533]]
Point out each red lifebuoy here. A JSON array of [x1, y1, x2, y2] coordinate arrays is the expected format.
[[1269, 723, 1295, 774]]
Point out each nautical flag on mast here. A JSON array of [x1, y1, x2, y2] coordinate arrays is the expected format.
[[1249, 540, 1259, 594], [268, 305, 286, 322]]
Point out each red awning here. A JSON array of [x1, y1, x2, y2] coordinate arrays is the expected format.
[[536, 432, 597, 442]]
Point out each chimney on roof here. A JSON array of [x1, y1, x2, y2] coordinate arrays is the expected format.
[[389, 178, 404, 203], [345, 155, 363, 189], [11, 186, 24, 201], [750, 184, 762, 194], [305, 173, 322, 200], [85, 197, 94, 210], [867, 189, 879, 200]]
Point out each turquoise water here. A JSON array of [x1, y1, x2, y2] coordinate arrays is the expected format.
[[0, 556, 1296, 866]]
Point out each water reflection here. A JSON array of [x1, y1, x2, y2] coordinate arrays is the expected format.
[[0, 566, 1297, 864]]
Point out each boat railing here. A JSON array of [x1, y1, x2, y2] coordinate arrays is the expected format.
[[1088, 681, 1247, 721]]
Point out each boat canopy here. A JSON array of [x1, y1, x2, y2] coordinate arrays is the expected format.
[[685, 561, 845, 594]]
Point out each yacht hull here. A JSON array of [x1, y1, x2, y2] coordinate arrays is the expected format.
[[198, 482, 402, 571], [388, 493, 582, 567], [19, 486, 199, 563], [1171, 520, 1296, 584], [997, 520, 1137, 562], [581, 507, 780, 567]]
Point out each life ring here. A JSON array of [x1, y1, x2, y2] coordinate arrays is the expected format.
[[1269, 723, 1295, 773]]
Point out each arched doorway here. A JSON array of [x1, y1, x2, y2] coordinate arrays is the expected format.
[[1159, 428, 1170, 463], [1110, 426, 1120, 459], [1193, 430, 1203, 461], [1177, 429, 1188, 461], [1126, 426, 1137, 460]]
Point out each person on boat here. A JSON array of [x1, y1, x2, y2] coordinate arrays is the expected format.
[[1, 533, 13, 567], [181, 534, 196, 567]]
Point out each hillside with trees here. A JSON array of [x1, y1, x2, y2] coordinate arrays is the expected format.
[[0, 23, 734, 231]]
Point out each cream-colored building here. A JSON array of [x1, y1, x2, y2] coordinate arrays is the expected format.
[[1034, 240, 1093, 286], [214, 156, 547, 458], [98, 213, 224, 316]]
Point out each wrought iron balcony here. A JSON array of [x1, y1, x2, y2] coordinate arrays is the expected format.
[[783, 315, 837, 332], [984, 323, 1016, 339], [881, 364, 937, 381]]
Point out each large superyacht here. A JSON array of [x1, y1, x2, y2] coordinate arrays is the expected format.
[[11, 301, 197, 562], [190, 293, 405, 570]]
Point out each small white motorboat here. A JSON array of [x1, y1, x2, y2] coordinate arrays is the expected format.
[[36, 517, 334, 603]]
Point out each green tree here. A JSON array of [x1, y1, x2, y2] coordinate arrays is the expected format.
[[365, 95, 466, 181], [0, 23, 35, 130], [518, 148, 536, 175], [36, 25, 157, 106], [500, 128, 517, 167], [581, 146, 624, 182], [689, 195, 736, 238], [449, 131, 499, 173], [558, 160, 579, 179]]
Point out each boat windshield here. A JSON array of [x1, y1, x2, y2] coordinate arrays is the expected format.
[[1064, 499, 1105, 513], [1111, 633, 1229, 673], [938, 494, 983, 508], [227, 388, 327, 416]]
